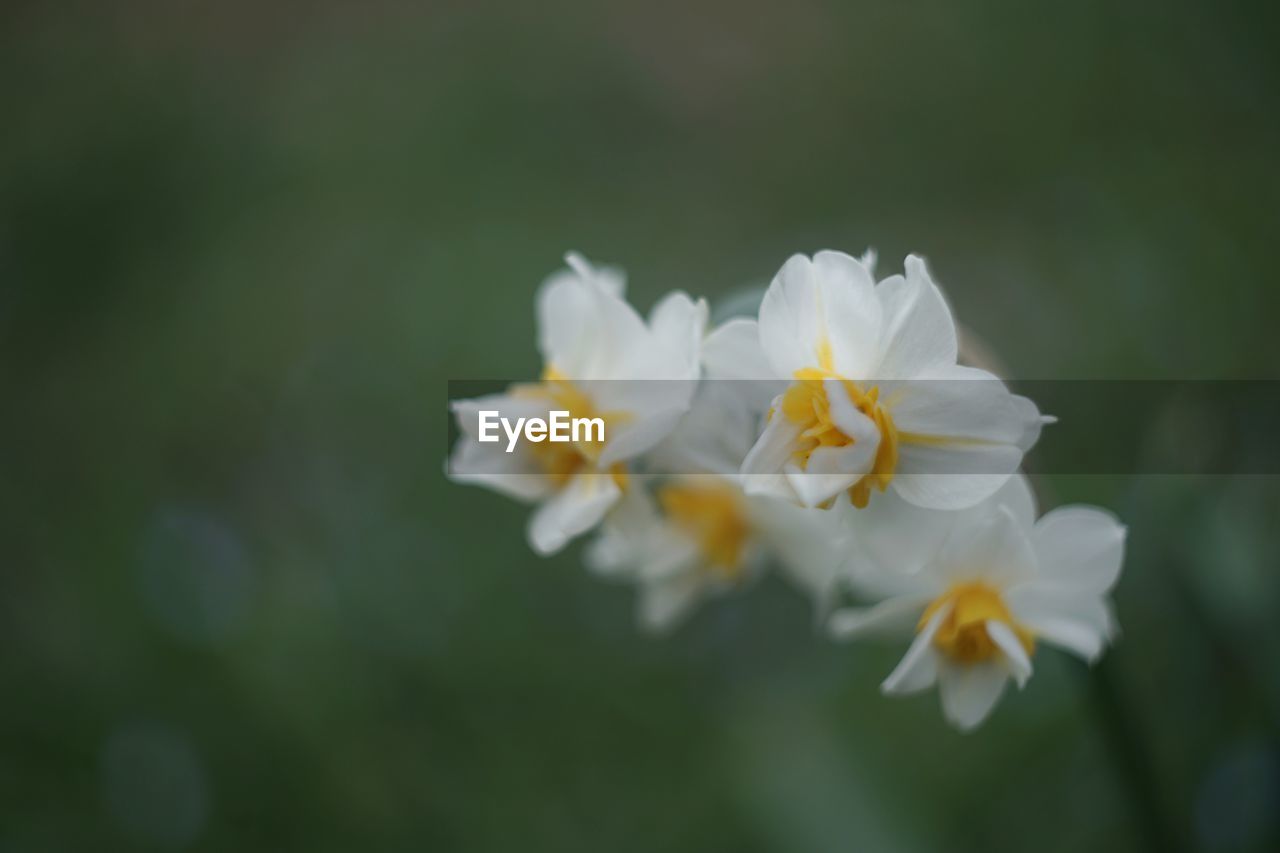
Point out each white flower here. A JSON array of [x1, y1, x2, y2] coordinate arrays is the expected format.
[[731, 251, 1048, 510], [449, 252, 704, 555], [587, 384, 848, 631], [828, 475, 1127, 731]]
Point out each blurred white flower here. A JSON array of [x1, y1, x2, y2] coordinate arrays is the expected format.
[[829, 475, 1126, 731], [730, 251, 1048, 510], [443, 248, 1130, 734], [588, 385, 848, 630], [449, 252, 704, 555]]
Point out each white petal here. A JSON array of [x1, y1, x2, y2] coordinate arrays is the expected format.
[[583, 488, 661, 576], [828, 594, 931, 640], [757, 255, 816, 377], [1005, 584, 1115, 662], [584, 528, 634, 577], [758, 252, 881, 378], [938, 505, 1037, 586], [990, 473, 1038, 533], [565, 251, 626, 297], [1008, 584, 1115, 631], [646, 384, 760, 476], [810, 251, 883, 374], [882, 602, 949, 695], [526, 471, 622, 556], [873, 255, 958, 380], [636, 534, 703, 582], [1021, 614, 1106, 661], [846, 473, 1036, 586], [448, 394, 556, 500], [749, 494, 848, 610], [986, 620, 1033, 687], [885, 368, 1042, 510], [1031, 506, 1127, 595], [1014, 395, 1054, 451], [596, 402, 689, 468], [701, 318, 776, 380], [536, 254, 650, 380], [842, 489, 958, 589], [784, 447, 875, 508], [741, 400, 803, 477], [886, 366, 1044, 446], [587, 375, 696, 425], [639, 570, 705, 633], [740, 472, 799, 502], [859, 248, 878, 277], [450, 393, 552, 439], [648, 290, 708, 380], [447, 434, 551, 502], [822, 378, 878, 442], [701, 317, 785, 413], [891, 444, 1022, 511], [938, 661, 1009, 732]]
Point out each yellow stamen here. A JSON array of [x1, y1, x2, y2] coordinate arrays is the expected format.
[[918, 582, 1035, 664], [778, 358, 899, 508], [657, 481, 752, 581]]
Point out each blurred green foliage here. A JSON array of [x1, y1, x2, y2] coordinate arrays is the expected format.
[[2, 1, 1279, 851]]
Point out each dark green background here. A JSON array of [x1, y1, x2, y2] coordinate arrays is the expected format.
[[3, 1, 1279, 850]]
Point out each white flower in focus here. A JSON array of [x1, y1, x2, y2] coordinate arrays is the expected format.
[[829, 475, 1126, 731], [733, 251, 1049, 510], [449, 253, 705, 555], [587, 385, 848, 631]]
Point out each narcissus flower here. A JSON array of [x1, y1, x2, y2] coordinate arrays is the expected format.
[[829, 475, 1126, 731], [449, 253, 704, 555], [587, 385, 849, 630], [735, 251, 1048, 510]]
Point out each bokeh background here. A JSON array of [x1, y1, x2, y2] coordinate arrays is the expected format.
[[3, 1, 1280, 850]]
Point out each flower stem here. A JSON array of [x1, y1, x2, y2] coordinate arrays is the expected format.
[[1087, 659, 1187, 853]]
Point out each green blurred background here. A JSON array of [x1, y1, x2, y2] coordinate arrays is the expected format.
[[3, 1, 1279, 850]]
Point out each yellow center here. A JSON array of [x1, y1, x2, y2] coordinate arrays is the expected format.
[[918, 582, 1036, 664], [657, 481, 752, 581], [514, 367, 629, 490], [777, 339, 899, 508]]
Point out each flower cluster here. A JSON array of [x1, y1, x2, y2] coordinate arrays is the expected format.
[[448, 250, 1127, 731]]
